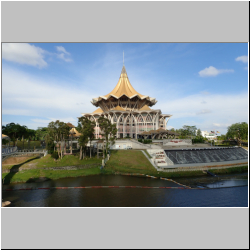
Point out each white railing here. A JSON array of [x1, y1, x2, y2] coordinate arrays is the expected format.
[[2, 146, 18, 155]]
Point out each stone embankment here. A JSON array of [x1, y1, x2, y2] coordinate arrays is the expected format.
[[2, 201, 11, 207]]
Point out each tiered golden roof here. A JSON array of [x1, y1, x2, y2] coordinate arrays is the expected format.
[[93, 107, 103, 113], [139, 105, 151, 111], [69, 127, 81, 137], [111, 105, 126, 111], [103, 66, 144, 99], [91, 65, 157, 107]]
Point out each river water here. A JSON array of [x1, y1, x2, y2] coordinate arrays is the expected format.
[[2, 174, 248, 207]]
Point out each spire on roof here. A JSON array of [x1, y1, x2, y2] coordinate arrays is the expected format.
[[121, 65, 127, 74]]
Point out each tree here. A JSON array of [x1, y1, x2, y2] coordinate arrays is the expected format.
[[226, 122, 248, 145], [77, 117, 95, 158], [98, 117, 117, 157], [35, 127, 48, 141], [217, 134, 226, 141], [46, 120, 70, 159], [179, 125, 197, 139], [2, 123, 27, 147], [21, 126, 29, 150], [45, 133, 55, 154], [78, 134, 88, 160], [197, 129, 202, 137], [2, 138, 9, 146], [26, 129, 36, 149]]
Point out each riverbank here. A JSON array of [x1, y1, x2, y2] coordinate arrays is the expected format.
[[2, 150, 248, 184]]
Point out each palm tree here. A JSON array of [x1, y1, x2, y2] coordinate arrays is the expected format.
[[98, 117, 117, 157], [77, 117, 95, 158]]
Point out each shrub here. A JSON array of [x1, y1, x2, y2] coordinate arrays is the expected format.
[[2, 138, 9, 145], [51, 151, 59, 160], [192, 138, 204, 143], [143, 139, 152, 144]]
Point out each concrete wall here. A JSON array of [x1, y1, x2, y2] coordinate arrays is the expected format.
[[163, 139, 192, 146], [109, 140, 162, 150]]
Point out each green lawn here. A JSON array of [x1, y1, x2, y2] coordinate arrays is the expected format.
[[2, 150, 248, 184], [2, 154, 102, 170], [2, 167, 102, 184], [106, 150, 158, 175], [2, 154, 103, 184], [33, 154, 102, 168]]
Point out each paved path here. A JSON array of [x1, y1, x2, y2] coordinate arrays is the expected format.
[[161, 162, 248, 172], [140, 150, 158, 170]]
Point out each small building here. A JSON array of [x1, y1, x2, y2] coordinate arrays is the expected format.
[[199, 130, 217, 140], [2, 134, 10, 141]]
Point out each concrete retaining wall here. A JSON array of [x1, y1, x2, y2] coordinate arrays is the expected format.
[[163, 139, 192, 146], [110, 140, 161, 150]]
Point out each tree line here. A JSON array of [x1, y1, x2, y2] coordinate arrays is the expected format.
[[169, 122, 248, 143], [2, 116, 117, 161], [2, 121, 247, 154]]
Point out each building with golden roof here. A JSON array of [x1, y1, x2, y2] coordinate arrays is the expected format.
[[81, 65, 172, 139]]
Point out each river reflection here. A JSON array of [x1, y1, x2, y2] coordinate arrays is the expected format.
[[2, 175, 248, 207]]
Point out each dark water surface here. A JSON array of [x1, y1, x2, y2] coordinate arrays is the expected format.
[[2, 175, 248, 207]]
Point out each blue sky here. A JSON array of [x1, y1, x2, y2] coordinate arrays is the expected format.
[[1, 43, 248, 135]]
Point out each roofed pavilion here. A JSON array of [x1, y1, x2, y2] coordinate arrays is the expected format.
[[81, 65, 172, 139]]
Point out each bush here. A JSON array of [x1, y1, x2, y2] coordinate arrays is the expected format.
[[138, 139, 152, 144], [2, 138, 9, 145], [46, 140, 55, 152], [192, 138, 204, 143], [143, 139, 152, 144], [51, 151, 59, 160]]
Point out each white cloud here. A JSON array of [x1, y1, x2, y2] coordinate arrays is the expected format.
[[2, 43, 47, 68], [244, 66, 248, 70], [159, 92, 248, 134], [198, 66, 234, 77], [2, 68, 95, 124], [57, 53, 72, 62], [196, 109, 211, 115], [55, 46, 72, 62], [235, 55, 248, 63], [212, 123, 230, 128], [56, 46, 70, 55], [30, 118, 55, 124], [31, 117, 77, 124]]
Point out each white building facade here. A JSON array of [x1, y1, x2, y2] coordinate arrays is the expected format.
[[81, 66, 172, 139]]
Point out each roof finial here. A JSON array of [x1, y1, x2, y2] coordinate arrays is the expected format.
[[123, 51, 124, 66]]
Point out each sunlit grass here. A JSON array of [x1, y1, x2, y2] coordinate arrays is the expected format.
[[2, 150, 248, 184]]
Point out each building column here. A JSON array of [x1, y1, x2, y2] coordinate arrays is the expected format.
[[130, 114, 132, 138], [135, 115, 138, 139], [156, 112, 159, 130]]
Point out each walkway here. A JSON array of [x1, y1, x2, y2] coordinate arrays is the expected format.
[[140, 150, 158, 170], [2, 149, 48, 161]]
